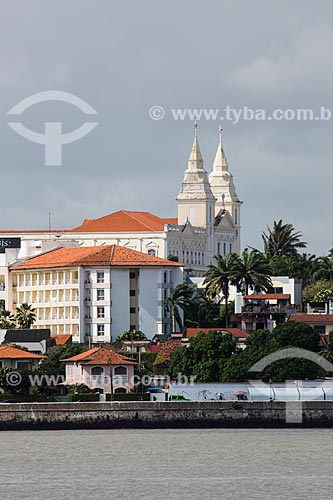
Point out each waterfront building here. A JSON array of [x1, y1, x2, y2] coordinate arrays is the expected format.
[[8, 245, 183, 343], [0, 345, 46, 370], [62, 347, 137, 396]]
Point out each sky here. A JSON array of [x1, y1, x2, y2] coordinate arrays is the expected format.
[[0, 0, 332, 255]]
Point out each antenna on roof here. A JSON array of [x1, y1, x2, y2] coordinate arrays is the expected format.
[[48, 212, 51, 239]]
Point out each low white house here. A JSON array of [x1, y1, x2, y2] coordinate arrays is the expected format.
[[7, 245, 183, 343]]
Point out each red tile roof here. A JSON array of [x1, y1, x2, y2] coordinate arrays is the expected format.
[[10, 245, 182, 270], [0, 211, 178, 235], [50, 334, 72, 345], [186, 328, 249, 339], [155, 340, 183, 363], [244, 294, 290, 300], [62, 347, 137, 365], [72, 211, 178, 233], [290, 314, 333, 324], [0, 345, 46, 359]]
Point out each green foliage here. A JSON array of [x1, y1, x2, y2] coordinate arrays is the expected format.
[[272, 321, 320, 351], [262, 219, 307, 257], [169, 322, 324, 384], [167, 254, 179, 262], [0, 367, 32, 395], [302, 280, 333, 303], [169, 330, 237, 382], [15, 303, 37, 329], [38, 344, 87, 376], [164, 282, 194, 332], [0, 309, 16, 330], [117, 330, 147, 341]]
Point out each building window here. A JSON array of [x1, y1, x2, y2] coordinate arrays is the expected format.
[[91, 366, 104, 376], [217, 242, 221, 255], [235, 207, 238, 225], [148, 249, 156, 256], [97, 306, 105, 318], [229, 243, 232, 253], [114, 366, 127, 375], [97, 324, 105, 336], [129, 272, 136, 279], [97, 271, 105, 284], [16, 361, 31, 370], [97, 289, 105, 301], [130, 307, 136, 314], [114, 387, 127, 394], [223, 243, 226, 255], [164, 271, 167, 283], [273, 287, 283, 294], [130, 290, 136, 297], [313, 326, 326, 335]]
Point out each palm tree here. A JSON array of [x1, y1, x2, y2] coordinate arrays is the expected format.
[[314, 255, 333, 282], [203, 253, 241, 327], [237, 248, 272, 295], [0, 309, 16, 330], [262, 220, 307, 257], [15, 303, 36, 329], [320, 332, 333, 363], [164, 283, 194, 332]]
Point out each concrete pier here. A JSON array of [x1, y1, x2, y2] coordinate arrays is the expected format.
[[1, 401, 333, 430]]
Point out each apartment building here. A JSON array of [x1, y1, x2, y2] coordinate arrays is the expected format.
[[8, 245, 183, 343]]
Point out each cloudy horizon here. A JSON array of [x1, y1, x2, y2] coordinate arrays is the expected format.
[[1, 0, 332, 256]]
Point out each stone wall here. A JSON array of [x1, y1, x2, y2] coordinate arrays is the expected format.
[[0, 401, 333, 430]]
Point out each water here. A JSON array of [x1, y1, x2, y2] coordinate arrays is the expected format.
[[0, 428, 332, 500]]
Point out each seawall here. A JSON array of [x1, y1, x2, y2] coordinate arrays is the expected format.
[[1, 401, 333, 430]]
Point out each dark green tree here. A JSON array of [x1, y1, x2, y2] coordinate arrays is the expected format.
[[262, 219, 307, 257], [15, 303, 36, 329], [169, 330, 237, 382], [204, 254, 241, 327], [164, 282, 194, 332]]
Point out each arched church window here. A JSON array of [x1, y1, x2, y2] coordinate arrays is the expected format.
[[147, 249, 156, 256]]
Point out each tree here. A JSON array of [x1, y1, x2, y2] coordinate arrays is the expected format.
[[0, 309, 16, 330], [237, 248, 272, 294], [270, 253, 316, 287], [15, 303, 36, 329], [314, 254, 333, 282], [164, 282, 194, 332], [272, 321, 320, 351], [203, 253, 241, 327], [38, 344, 87, 377], [262, 219, 307, 257], [169, 330, 237, 382], [117, 330, 147, 342], [303, 279, 333, 303]]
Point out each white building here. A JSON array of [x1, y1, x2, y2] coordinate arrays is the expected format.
[[7, 245, 183, 343], [0, 129, 241, 285]]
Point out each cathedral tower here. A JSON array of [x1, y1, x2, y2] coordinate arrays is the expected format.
[[209, 129, 242, 253], [177, 126, 216, 229]]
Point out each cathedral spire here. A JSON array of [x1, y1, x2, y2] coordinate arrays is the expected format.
[[212, 126, 229, 172], [188, 120, 203, 170]]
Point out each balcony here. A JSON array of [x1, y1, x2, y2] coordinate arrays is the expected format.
[[113, 375, 128, 384]]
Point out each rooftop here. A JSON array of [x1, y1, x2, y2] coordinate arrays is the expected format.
[[290, 314, 333, 324], [0, 345, 46, 360], [10, 245, 182, 270], [244, 294, 290, 300], [186, 328, 249, 339], [72, 210, 178, 233], [50, 334, 73, 345]]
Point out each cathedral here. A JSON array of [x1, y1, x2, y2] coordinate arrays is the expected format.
[[0, 129, 241, 278]]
